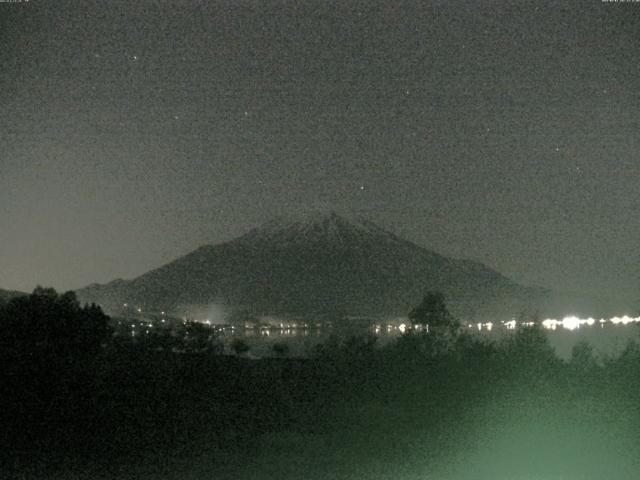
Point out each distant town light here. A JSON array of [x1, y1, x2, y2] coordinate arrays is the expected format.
[[540, 315, 640, 331], [504, 319, 516, 330], [561, 316, 581, 331]]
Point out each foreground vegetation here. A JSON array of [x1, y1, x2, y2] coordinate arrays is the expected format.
[[1, 289, 640, 479]]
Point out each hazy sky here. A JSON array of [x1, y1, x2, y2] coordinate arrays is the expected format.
[[1, 0, 639, 302]]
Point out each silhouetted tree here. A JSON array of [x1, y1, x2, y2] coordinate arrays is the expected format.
[[341, 334, 378, 360], [231, 338, 250, 356], [0, 287, 111, 361], [0, 287, 112, 455], [408, 292, 459, 334], [138, 328, 178, 352], [454, 332, 498, 366], [570, 340, 599, 372], [502, 324, 559, 379], [272, 342, 290, 358], [183, 321, 213, 352]]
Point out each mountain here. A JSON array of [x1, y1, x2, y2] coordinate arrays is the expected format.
[[0, 288, 27, 304], [76, 212, 560, 321]]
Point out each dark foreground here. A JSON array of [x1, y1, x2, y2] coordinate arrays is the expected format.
[[2, 327, 640, 480]]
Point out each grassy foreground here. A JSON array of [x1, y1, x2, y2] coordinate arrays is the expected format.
[[2, 325, 640, 479]]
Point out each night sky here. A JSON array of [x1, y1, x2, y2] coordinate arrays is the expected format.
[[1, 1, 639, 304]]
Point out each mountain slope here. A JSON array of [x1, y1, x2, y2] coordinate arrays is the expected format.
[[77, 212, 550, 321], [0, 288, 27, 304]]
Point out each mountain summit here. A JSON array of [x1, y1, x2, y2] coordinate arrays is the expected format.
[[235, 211, 406, 248], [77, 212, 550, 320]]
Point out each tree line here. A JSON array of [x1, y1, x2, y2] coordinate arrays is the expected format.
[[2, 287, 640, 479]]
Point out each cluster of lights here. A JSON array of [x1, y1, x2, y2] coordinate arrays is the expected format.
[[467, 322, 494, 331], [610, 315, 640, 325], [125, 319, 155, 337], [542, 316, 595, 331], [276, 322, 308, 329], [468, 315, 640, 332], [373, 315, 640, 335], [119, 303, 640, 336], [542, 315, 640, 331], [373, 323, 415, 334]]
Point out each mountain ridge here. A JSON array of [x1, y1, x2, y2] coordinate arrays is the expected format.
[[77, 212, 555, 321], [0, 288, 27, 303]]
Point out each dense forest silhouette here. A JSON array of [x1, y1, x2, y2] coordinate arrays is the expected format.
[[1, 288, 640, 479]]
